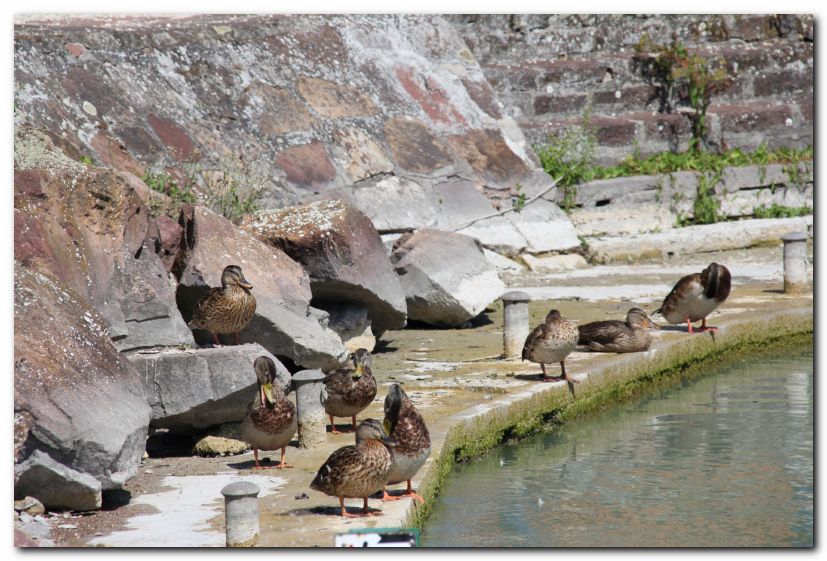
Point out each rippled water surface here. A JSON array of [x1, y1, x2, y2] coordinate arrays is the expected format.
[[422, 346, 813, 547]]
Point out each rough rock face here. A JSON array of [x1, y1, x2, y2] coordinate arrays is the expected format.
[[15, 451, 102, 512], [14, 14, 554, 221], [14, 129, 194, 351], [175, 204, 348, 370], [390, 229, 505, 327], [14, 264, 151, 506], [242, 199, 407, 334], [128, 344, 291, 433]]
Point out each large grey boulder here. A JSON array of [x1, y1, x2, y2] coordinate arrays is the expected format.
[[175, 204, 348, 370], [242, 199, 407, 334], [14, 129, 194, 351], [14, 451, 102, 512], [14, 265, 151, 504], [390, 229, 506, 327], [129, 344, 292, 433]]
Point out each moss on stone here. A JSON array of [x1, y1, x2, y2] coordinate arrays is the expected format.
[[405, 310, 812, 530]]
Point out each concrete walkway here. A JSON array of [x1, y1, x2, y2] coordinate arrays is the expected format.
[[63, 245, 812, 548]]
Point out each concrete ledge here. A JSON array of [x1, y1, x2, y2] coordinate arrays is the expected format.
[[403, 306, 813, 531], [586, 216, 813, 263]]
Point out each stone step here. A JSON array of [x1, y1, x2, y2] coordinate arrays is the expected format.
[[521, 98, 812, 162], [586, 215, 813, 264]]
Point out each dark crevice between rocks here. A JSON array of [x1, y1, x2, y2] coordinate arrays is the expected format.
[[144, 429, 200, 458]]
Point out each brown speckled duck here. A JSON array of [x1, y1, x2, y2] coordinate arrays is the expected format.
[[310, 418, 396, 518], [188, 265, 256, 345], [578, 308, 660, 353], [522, 309, 579, 393], [241, 356, 296, 470], [382, 384, 430, 504], [655, 262, 731, 333], [321, 348, 377, 434]]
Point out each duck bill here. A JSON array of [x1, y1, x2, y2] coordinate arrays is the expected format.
[[381, 434, 399, 448], [260, 383, 274, 405], [239, 278, 253, 290], [383, 417, 393, 436], [648, 319, 661, 330], [353, 363, 364, 378]]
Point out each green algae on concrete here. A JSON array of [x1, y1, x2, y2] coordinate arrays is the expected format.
[[404, 309, 813, 531]]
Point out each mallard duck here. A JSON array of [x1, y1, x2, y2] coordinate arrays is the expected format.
[[188, 265, 256, 345], [654, 262, 731, 333], [241, 356, 297, 469], [522, 309, 579, 394], [578, 308, 660, 353], [321, 348, 377, 434], [381, 384, 430, 504], [310, 418, 396, 518]]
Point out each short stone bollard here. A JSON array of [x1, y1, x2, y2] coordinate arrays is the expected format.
[[781, 231, 809, 294], [501, 291, 531, 358], [292, 369, 327, 448], [221, 481, 260, 547]]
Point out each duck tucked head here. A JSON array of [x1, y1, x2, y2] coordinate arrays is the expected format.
[[626, 308, 660, 330], [701, 262, 731, 302], [355, 418, 397, 448], [351, 348, 372, 378], [383, 383, 407, 435], [221, 265, 253, 290], [545, 309, 562, 323], [253, 356, 279, 406]]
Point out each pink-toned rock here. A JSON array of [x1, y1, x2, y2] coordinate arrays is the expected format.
[[176, 204, 348, 369], [276, 141, 338, 188], [14, 129, 193, 351], [14, 264, 151, 504], [242, 199, 407, 335]]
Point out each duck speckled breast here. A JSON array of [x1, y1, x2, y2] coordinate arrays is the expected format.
[[190, 286, 256, 334]]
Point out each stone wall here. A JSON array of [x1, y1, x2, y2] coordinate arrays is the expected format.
[[449, 15, 813, 164], [14, 14, 555, 212]]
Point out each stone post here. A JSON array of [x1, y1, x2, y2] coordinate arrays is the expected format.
[[781, 231, 809, 294], [221, 481, 260, 547], [501, 291, 531, 358], [292, 369, 327, 448]]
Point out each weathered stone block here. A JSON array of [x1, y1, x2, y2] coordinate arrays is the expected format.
[[240, 82, 316, 135], [15, 265, 151, 493], [346, 176, 438, 233], [275, 141, 337, 189], [15, 451, 102, 512], [390, 229, 505, 327], [522, 253, 589, 274], [447, 129, 531, 189], [242, 199, 407, 334], [176, 204, 348, 370], [129, 344, 290, 432], [330, 127, 393, 182], [296, 76, 378, 118], [384, 117, 455, 175]]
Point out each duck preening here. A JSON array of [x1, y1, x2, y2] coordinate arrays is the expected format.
[[321, 348, 377, 434], [241, 356, 296, 469], [382, 384, 431, 504], [188, 264, 256, 345], [578, 308, 660, 353], [654, 262, 731, 334]]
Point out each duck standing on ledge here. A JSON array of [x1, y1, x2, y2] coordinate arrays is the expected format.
[[655, 262, 731, 334], [321, 348, 377, 434], [241, 356, 296, 469], [382, 384, 430, 504], [188, 265, 256, 345], [578, 308, 660, 353], [310, 418, 396, 518], [522, 309, 579, 395]]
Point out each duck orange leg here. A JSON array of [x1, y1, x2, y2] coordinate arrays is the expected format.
[[329, 414, 343, 434], [252, 448, 273, 470], [698, 318, 717, 333], [382, 481, 425, 504], [234, 332, 241, 345], [685, 318, 695, 334], [212, 332, 222, 346], [277, 447, 293, 469], [351, 415, 357, 431]]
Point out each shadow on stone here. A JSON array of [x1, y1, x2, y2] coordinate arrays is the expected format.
[[145, 430, 199, 458]]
